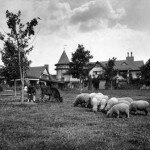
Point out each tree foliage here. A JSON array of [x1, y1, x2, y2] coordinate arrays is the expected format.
[[0, 10, 39, 102], [140, 59, 150, 86], [69, 44, 93, 82], [104, 57, 117, 89], [0, 10, 39, 82]]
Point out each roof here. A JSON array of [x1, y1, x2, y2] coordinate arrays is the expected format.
[[56, 50, 70, 65], [114, 60, 144, 71], [89, 60, 144, 71], [26, 66, 46, 79]]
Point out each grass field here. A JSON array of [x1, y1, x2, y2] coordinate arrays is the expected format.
[[0, 89, 150, 150]]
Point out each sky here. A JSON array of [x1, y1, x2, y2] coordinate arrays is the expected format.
[[0, 0, 150, 74]]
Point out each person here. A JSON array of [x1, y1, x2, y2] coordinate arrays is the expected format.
[[27, 83, 36, 102]]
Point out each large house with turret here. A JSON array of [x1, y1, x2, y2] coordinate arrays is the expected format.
[[55, 51, 144, 89], [55, 51, 79, 88]]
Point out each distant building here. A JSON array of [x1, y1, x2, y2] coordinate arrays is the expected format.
[[55, 51, 144, 89], [55, 51, 80, 88], [89, 52, 144, 79], [25, 64, 51, 85]]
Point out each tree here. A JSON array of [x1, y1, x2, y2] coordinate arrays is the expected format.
[[104, 57, 117, 90], [0, 10, 39, 102], [69, 44, 93, 91], [140, 59, 150, 86]]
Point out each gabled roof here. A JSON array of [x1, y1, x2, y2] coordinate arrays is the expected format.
[[26, 66, 45, 78], [114, 60, 144, 71], [26, 65, 51, 79], [88, 60, 144, 71], [56, 51, 70, 65]]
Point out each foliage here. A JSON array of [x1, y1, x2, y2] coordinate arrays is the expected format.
[[140, 58, 150, 86], [0, 10, 39, 102], [104, 57, 117, 89], [69, 44, 93, 82], [0, 10, 39, 82]]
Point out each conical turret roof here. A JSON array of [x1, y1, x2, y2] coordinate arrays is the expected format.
[[56, 50, 70, 65]]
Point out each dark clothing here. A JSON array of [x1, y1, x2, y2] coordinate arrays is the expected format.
[[27, 85, 36, 94], [27, 85, 36, 102]]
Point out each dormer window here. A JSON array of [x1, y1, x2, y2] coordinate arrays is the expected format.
[[121, 62, 127, 66]]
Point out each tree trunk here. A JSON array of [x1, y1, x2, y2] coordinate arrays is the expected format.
[[14, 79, 16, 97], [110, 80, 113, 90], [21, 68, 24, 103], [79, 75, 83, 93], [18, 49, 24, 103]]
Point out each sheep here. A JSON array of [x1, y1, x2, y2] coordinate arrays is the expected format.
[[88, 94, 109, 112], [129, 100, 149, 115], [106, 103, 130, 118], [73, 93, 90, 107], [105, 97, 119, 111], [117, 97, 133, 103], [117, 100, 131, 106], [97, 93, 104, 96], [91, 97, 101, 112], [104, 97, 133, 112], [99, 98, 108, 111], [89, 93, 97, 99]]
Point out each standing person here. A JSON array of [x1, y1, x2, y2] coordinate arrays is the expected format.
[[27, 83, 36, 102]]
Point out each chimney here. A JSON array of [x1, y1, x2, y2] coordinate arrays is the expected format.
[[45, 64, 49, 71], [126, 52, 134, 62]]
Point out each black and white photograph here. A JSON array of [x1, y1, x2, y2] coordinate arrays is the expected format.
[[0, 0, 150, 149]]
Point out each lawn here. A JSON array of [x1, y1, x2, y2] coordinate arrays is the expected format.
[[0, 89, 150, 150]]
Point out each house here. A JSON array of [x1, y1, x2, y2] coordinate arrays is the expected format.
[[25, 64, 51, 85], [55, 51, 144, 89], [89, 52, 144, 79]]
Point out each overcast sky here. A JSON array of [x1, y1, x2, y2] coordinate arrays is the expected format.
[[0, 0, 150, 74]]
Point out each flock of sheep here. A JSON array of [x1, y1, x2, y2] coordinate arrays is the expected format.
[[73, 92, 149, 118]]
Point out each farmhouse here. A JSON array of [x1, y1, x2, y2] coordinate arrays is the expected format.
[[89, 52, 144, 79], [25, 64, 51, 85], [55, 51, 144, 89]]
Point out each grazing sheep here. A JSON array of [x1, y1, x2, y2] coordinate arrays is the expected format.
[[91, 97, 101, 112], [107, 103, 130, 118], [89, 93, 97, 99], [97, 93, 104, 96], [129, 100, 149, 115], [73, 93, 90, 107], [117, 100, 131, 106], [89, 94, 109, 112], [118, 97, 133, 103], [105, 97, 119, 111], [99, 98, 108, 111]]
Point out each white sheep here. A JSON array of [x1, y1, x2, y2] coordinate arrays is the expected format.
[[105, 97, 119, 111], [97, 93, 104, 96], [91, 97, 101, 112], [89, 94, 109, 112], [89, 93, 97, 99], [99, 98, 108, 111], [117, 100, 131, 106], [117, 97, 134, 103], [129, 100, 149, 115], [106, 103, 130, 118], [73, 93, 90, 107]]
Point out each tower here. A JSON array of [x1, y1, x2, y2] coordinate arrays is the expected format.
[[55, 50, 70, 81]]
